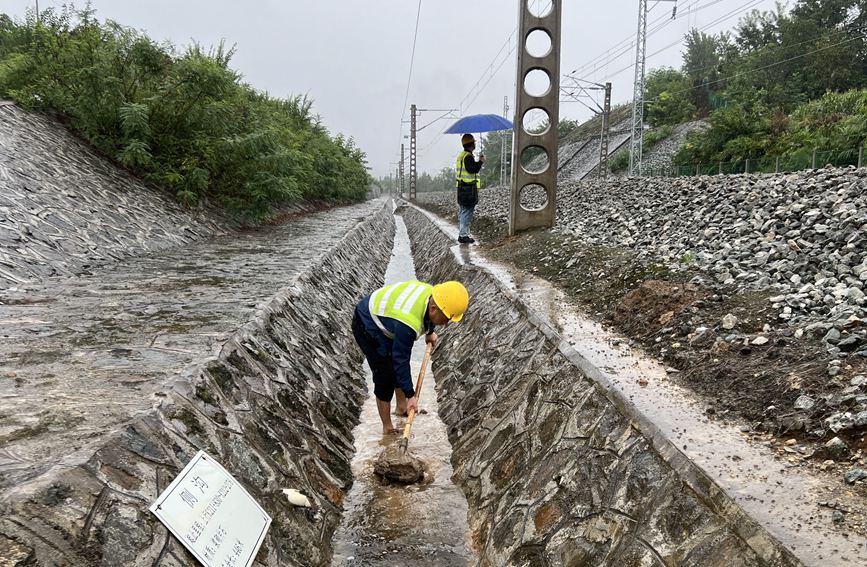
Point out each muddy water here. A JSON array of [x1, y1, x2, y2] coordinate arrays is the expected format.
[[415, 205, 867, 566], [331, 211, 475, 566]]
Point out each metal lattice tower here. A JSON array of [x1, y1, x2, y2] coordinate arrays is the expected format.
[[629, 0, 648, 177], [409, 104, 417, 200], [500, 96, 510, 186], [630, 0, 676, 177]]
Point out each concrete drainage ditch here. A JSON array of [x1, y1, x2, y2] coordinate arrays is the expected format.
[[1, 199, 807, 566]]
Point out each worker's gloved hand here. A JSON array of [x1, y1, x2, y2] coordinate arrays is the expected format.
[[406, 396, 418, 415], [479, 153, 486, 163], [425, 332, 438, 347]]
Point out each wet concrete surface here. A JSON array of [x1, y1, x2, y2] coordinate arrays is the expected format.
[[332, 211, 475, 566], [0, 200, 384, 490], [413, 204, 867, 566]]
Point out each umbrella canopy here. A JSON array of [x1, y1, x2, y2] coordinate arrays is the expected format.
[[444, 114, 513, 134]]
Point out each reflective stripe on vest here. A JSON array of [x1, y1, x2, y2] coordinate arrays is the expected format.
[[455, 150, 480, 189], [367, 281, 433, 340]]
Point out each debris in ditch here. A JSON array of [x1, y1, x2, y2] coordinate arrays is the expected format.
[[282, 488, 311, 507], [373, 445, 426, 484]]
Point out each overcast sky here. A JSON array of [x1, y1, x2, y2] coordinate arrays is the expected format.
[[5, 1, 782, 177]]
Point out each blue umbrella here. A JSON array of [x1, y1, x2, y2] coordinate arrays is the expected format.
[[444, 114, 513, 134]]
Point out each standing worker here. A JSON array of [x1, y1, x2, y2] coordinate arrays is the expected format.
[[352, 280, 469, 435], [455, 134, 485, 244]]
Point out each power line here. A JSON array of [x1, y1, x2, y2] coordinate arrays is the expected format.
[[599, 0, 766, 83], [567, 0, 721, 79], [567, 0, 752, 83], [418, 1, 556, 160], [396, 0, 423, 154]]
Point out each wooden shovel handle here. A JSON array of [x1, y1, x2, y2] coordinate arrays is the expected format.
[[401, 342, 433, 441]]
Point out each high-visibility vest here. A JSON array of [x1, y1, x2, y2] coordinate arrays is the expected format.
[[368, 280, 433, 340], [455, 150, 480, 189]]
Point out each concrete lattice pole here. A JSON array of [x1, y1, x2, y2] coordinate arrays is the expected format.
[[500, 95, 510, 187], [508, 0, 561, 235], [598, 82, 612, 179], [410, 104, 417, 201]]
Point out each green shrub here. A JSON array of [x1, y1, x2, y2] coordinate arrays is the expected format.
[[0, 7, 370, 220], [609, 149, 630, 173]]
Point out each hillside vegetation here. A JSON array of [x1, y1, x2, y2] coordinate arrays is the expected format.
[[0, 7, 370, 219], [643, 0, 867, 169]]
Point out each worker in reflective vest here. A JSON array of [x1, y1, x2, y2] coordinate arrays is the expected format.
[[352, 280, 469, 435], [455, 133, 485, 244]]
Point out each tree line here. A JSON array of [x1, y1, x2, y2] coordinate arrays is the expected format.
[[643, 0, 867, 167], [0, 7, 371, 220]]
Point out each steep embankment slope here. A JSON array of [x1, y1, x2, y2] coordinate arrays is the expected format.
[[0, 102, 232, 288]]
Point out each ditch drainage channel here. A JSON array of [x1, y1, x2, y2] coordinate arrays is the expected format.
[[331, 207, 475, 565], [0, 195, 853, 566], [403, 201, 867, 566], [401, 202, 807, 566]]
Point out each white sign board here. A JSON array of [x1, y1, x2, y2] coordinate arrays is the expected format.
[[150, 451, 271, 567]]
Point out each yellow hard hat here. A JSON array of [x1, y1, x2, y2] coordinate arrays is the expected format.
[[432, 281, 469, 322], [461, 134, 475, 146]]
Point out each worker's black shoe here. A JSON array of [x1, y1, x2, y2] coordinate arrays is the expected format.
[[458, 236, 475, 244]]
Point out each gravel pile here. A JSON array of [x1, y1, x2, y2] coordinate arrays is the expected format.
[[417, 167, 867, 357]]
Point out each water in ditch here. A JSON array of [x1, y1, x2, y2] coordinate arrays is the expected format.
[[331, 211, 475, 566]]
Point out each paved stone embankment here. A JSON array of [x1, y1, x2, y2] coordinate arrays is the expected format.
[[0, 102, 238, 288], [401, 204, 802, 566], [418, 168, 867, 342], [0, 201, 393, 566], [558, 120, 632, 182], [633, 120, 708, 177]]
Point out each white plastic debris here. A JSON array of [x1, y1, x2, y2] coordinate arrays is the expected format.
[[282, 488, 311, 508]]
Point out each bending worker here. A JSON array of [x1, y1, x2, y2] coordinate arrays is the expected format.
[[455, 134, 485, 244], [352, 280, 469, 435]]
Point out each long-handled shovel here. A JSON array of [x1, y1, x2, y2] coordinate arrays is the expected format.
[[398, 342, 433, 455], [374, 343, 433, 483]]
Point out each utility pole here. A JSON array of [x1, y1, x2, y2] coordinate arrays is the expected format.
[[400, 144, 405, 198], [509, 0, 561, 234], [35, 0, 40, 23], [410, 104, 417, 201], [598, 82, 612, 179], [500, 96, 510, 187], [629, 0, 677, 177]]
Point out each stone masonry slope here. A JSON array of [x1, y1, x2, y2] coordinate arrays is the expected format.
[[0, 201, 394, 566], [0, 102, 231, 288], [0, 200, 384, 490]]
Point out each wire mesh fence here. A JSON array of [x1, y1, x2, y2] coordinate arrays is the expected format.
[[642, 146, 865, 177]]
